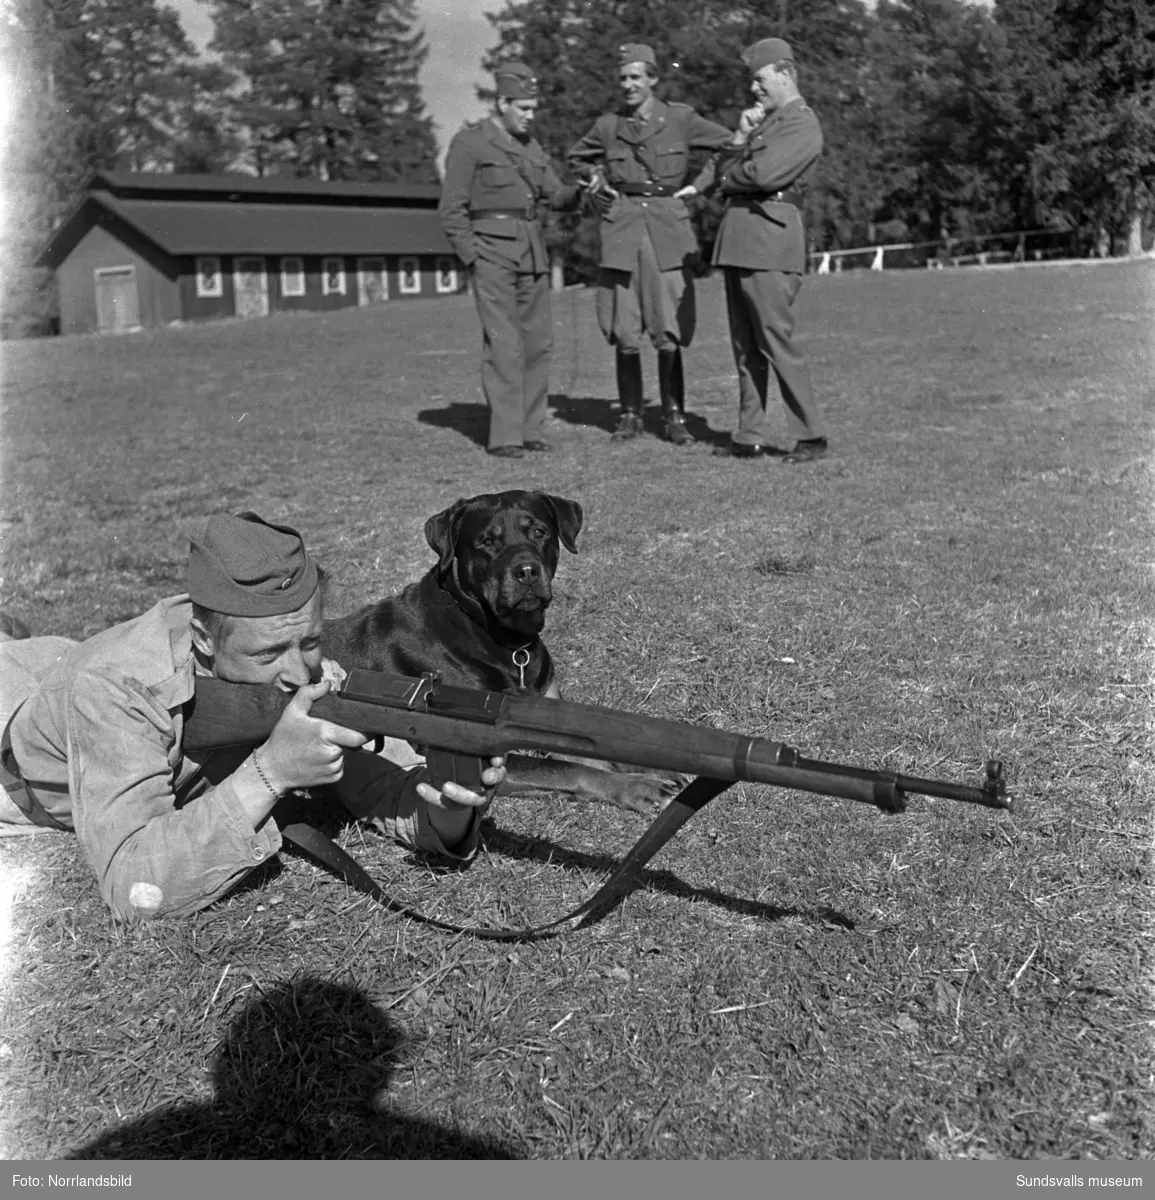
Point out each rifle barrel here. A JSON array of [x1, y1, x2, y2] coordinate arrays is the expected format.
[[183, 675, 1011, 815]]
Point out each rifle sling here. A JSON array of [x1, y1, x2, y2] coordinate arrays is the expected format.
[[279, 774, 732, 941]]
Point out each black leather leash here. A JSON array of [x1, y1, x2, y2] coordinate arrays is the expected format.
[[280, 774, 732, 942]]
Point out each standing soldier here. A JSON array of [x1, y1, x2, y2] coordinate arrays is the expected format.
[[700, 38, 827, 462], [568, 43, 731, 445], [439, 63, 580, 459]]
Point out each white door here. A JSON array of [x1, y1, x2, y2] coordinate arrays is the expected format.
[[357, 257, 388, 305], [94, 266, 140, 333], [234, 257, 270, 318]]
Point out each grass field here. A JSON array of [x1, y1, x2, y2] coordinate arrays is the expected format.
[[0, 260, 1152, 1161]]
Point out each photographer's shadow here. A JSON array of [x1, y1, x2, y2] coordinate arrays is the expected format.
[[67, 978, 517, 1160]]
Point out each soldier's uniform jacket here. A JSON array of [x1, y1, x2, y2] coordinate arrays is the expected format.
[[568, 100, 731, 273], [439, 118, 577, 275], [707, 98, 823, 274]]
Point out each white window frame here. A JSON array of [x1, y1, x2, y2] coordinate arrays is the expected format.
[[321, 257, 347, 296], [195, 255, 223, 298], [398, 256, 422, 295], [434, 257, 458, 294], [280, 256, 306, 297]]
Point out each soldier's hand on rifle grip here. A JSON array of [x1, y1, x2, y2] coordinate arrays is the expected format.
[[416, 756, 506, 813], [259, 679, 369, 793]]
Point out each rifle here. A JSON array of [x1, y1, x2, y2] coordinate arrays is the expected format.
[[185, 669, 1011, 939]]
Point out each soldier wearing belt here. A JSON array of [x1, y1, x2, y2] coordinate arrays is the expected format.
[[439, 62, 580, 459], [700, 37, 827, 462], [568, 43, 731, 445]]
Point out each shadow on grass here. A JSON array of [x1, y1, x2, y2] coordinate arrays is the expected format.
[[478, 822, 855, 932], [66, 978, 518, 1160], [415, 395, 731, 448], [415, 400, 489, 448], [547, 393, 730, 448]]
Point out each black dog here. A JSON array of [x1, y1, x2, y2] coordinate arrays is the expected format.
[[324, 490, 677, 813]]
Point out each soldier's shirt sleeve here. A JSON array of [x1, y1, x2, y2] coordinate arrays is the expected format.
[[64, 668, 282, 921], [336, 749, 483, 865], [567, 119, 607, 177], [541, 155, 580, 210], [720, 107, 823, 195], [687, 109, 734, 152], [438, 134, 479, 267]]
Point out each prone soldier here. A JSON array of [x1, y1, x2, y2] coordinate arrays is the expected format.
[[568, 43, 732, 445], [439, 62, 580, 459]]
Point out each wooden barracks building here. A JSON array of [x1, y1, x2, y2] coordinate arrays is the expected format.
[[37, 171, 468, 336]]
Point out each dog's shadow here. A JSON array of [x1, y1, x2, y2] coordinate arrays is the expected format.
[[415, 395, 731, 449]]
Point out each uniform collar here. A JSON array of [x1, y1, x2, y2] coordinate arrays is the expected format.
[[487, 116, 531, 154], [617, 98, 667, 143]]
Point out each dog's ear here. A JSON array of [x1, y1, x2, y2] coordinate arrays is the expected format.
[[540, 493, 583, 554], [424, 499, 467, 573]]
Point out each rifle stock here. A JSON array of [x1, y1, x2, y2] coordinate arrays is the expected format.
[[184, 669, 1010, 814]]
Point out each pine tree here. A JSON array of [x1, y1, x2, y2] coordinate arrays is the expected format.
[[995, 0, 1155, 254], [209, 0, 439, 182]]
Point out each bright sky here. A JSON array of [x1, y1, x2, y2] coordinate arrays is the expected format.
[[171, 0, 497, 167]]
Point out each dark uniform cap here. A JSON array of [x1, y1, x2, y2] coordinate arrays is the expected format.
[[741, 37, 795, 72], [494, 61, 539, 99], [618, 42, 657, 68], [188, 511, 320, 618]]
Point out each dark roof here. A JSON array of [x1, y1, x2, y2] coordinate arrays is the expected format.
[[37, 191, 455, 268], [89, 170, 442, 206]]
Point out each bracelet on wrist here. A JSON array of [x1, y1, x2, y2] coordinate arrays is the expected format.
[[252, 750, 283, 799]]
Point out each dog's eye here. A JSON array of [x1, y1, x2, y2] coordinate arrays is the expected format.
[[531, 526, 547, 540]]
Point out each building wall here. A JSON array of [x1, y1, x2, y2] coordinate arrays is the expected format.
[[173, 252, 467, 324], [55, 220, 179, 335]]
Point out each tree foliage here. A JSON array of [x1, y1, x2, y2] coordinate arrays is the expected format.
[[4, 0, 1151, 334], [208, 0, 439, 181]]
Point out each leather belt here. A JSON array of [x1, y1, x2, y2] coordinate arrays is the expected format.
[[730, 189, 804, 208], [471, 207, 537, 220], [617, 183, 677, 197]]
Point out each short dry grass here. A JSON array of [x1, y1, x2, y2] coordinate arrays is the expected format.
[[0, 260, 1152, 1160]]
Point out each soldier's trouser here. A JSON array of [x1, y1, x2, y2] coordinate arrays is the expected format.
[[0, 637, 76, 834], [472, 258, 553, 450], [596, 230, 696, 352], [723, 267, 823, 447]]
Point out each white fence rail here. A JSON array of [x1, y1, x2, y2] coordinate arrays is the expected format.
[[807, 229, 1081, 274]]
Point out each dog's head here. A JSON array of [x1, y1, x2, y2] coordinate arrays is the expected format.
[[424, 490, 583, 640]]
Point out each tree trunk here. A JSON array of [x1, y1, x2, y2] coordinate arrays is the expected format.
[[1127, 212, 1143, 257]]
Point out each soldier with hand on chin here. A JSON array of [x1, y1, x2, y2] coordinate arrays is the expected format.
[[699, 37, 828, 463]]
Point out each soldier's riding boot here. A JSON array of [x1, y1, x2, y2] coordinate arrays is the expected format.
[[658, 348, 694, 445], [611, 350, 645, 441]]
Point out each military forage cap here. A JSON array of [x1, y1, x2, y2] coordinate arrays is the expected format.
[[741, 37, 795, 72], [494, 61, 539, 99], [188, 511, 319, 618], [618, 42, 657, 68]]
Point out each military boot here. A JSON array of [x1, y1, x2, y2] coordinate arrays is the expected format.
[[611, 350, 645, 441], [658, 348, 694, 445]]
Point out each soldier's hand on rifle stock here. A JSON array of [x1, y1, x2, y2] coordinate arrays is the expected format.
[[258, 679, 369, 793], [416, 758, 506, 813], [416, 758, 506, 851]]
